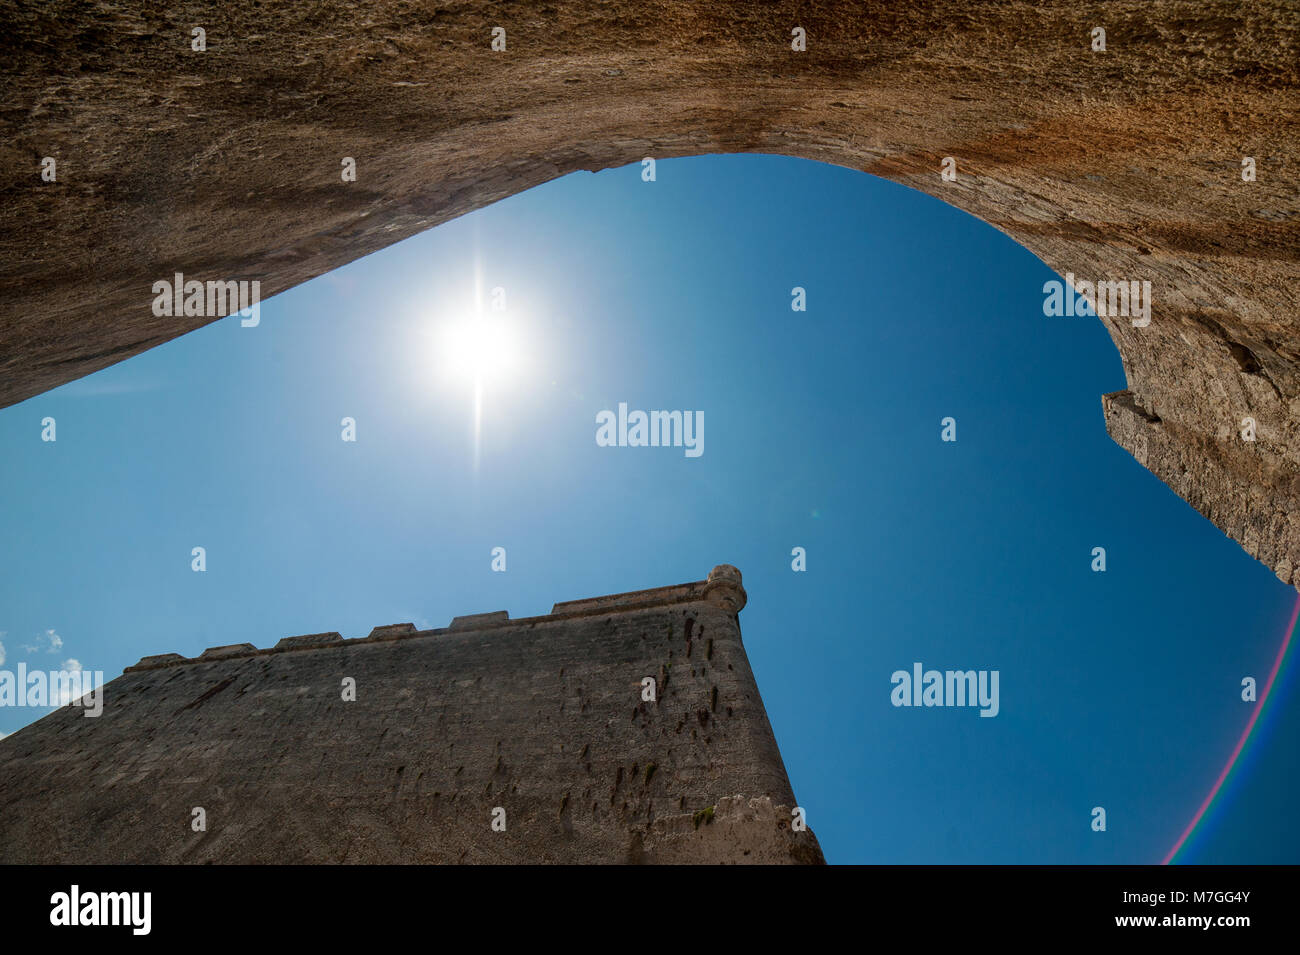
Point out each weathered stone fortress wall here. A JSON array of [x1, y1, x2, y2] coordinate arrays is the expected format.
[[0, 566, 823, 864], [0, 1, 1297, 585]]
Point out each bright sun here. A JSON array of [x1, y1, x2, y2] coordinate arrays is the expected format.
[[434, 308, 528, 471], [440, 314, 519, 386]]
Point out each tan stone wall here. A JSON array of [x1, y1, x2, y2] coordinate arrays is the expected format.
[[1, 1, 1296, 582], [0, 567, 822, 863]]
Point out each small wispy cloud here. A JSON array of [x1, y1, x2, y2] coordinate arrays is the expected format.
[[22, 629, 64, 654]]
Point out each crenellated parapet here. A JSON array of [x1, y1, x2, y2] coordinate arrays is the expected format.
[[124, 567, 751, 672], [0, 565, 818, 864]]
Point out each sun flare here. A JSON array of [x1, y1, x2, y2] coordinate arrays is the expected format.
[[440, 314, 519, 386]]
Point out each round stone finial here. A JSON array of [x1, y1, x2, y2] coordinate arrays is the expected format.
[[704, 564, 746, 613], [708, 564, 742, 585]]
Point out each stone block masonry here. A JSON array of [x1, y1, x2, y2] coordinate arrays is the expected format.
[[0, 565, 823, 864], [1, 0, 1296, 587]]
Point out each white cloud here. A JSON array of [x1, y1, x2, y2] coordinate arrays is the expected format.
[[0, 640, 5, 666], [21, 629, 64, 654], [54, 660, 86, 707]]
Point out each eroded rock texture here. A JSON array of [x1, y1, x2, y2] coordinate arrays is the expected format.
[[0, 2, 1297, 580]]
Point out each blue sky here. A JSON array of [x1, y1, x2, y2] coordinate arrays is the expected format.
[[1, 154, 1295, 863]]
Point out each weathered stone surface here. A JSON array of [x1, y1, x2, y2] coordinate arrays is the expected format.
[[639, 795, 823, 864], [0, 567, 821, 864], [197, 642, 257, 661], [0, 1, 1297, 583], [129, 652, 188, 671], [365, 622, 418, 640], [447, 612, 509, 631], [274, 631, 345, 651]]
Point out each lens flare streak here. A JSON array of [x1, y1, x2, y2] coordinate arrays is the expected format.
[[1162, 592, 1300, 864]]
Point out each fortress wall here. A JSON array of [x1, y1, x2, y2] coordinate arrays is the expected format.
[[0, 565, 823, 864]]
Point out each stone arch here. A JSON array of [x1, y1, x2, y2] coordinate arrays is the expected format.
[[1, 1, 1297, 582]]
